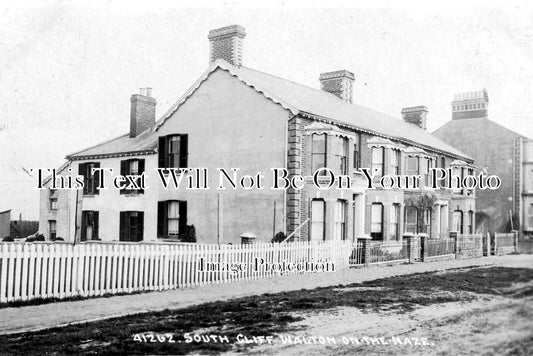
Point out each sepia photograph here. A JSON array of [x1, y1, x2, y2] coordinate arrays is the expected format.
[[0, 0, 532, 354]]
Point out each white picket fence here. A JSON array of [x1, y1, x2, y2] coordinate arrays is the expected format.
[[0, 240, 352, 303]]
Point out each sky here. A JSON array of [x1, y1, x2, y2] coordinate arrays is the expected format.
[[0, 0, 532, 221]]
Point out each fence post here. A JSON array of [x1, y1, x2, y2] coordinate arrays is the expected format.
[[419, 234, 428, 262], [359, 238, 371, 267], [403, 233, 415, 263], [494, 233, 499, 255], [450, 231, 458, 259]]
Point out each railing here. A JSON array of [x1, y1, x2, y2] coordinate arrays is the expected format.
[[457, 234, 483, 258], [348, 240, 364, 266], [0, 240, 352, 303], [368, 241, 409, 264], [426, 238, 455, 257]]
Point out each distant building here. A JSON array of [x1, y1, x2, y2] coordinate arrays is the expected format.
[[0, 209, 11, 239], [434, 90, 527, 234], [514, 138, 533, 237], [40, 25, 475, 243]]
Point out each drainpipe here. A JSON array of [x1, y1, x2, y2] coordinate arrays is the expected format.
[[284, 113, 298, 235]]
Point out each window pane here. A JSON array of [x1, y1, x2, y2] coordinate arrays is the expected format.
[[130, 160, 139, 175], [312, 134, 326, 154], [372, 147, 383, 164], [312, 200, 325, 222], [169, 136, 180, 154], [311, 200, 325, 240], [406, 157, 418, 174], [371, 204, 382, 233], [168, 201, 180, 218]]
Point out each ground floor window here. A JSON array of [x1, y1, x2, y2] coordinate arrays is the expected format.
[[467, 211, 474, 234], [528, 204, 533, 230], [370, 203, 383, 240], [423, 208, 432, 236], [405, 206, 418, 234], [81, 211, 99, 241], [440, 205, 448, 236], [453, 210, 463, 234], [334, 200, 347, 240], [390, 204, 400, 240], [48, 220, 56, 240], [157, 201, 187, 239], [119, 211, 144, 242], [310, 199, 325, 241]]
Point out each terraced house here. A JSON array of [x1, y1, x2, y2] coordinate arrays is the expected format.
[[39, 25, 476, 244]]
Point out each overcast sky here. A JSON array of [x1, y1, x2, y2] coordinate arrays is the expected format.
[[1, 1, 532, 221]]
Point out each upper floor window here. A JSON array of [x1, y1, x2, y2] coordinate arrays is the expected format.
[[370, 203, 383, 240], [120, 158, 145, 194], [405, 156, 418, 176], [353, 133, 361, 170], [371, 147, 384, 177], [390, 149, 401, 175], [337, 138, 348, 175], [49, 198, 57, 210], [158, 134, 188, 169], [79, 162, 100, 195], [311, 134, 327, 176], [452, 166, 463, 194]]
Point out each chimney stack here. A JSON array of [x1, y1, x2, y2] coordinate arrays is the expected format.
[[451, 89, 489, 120], [401, 106, 428, 130], [319, 70, 355, 104], [208, 25, 246, 66], [130, 88, 156, 138]]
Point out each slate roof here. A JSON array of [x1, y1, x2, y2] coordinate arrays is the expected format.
[[67, 129, 157, 160], [69, 59, 471, 161]]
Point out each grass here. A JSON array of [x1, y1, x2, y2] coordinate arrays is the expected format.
[[0, 266, 532, 355]]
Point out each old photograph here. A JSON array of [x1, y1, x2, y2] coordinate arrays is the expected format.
[[0, 0, 532, 355]]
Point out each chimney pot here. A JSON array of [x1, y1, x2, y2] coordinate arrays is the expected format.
[[451, 88, 489, 120], [319, 70, 355, 104], [146, 87, 152, 97], [208, 24, 246, 66], [401, 106, 428, 130]]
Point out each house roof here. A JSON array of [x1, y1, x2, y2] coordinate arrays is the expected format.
[[68, 59, 471, 161], [156, 60, 472, 161], [67, 129, 157, 160], [42, 160, 72, 185], [434, 116, 527, 141]]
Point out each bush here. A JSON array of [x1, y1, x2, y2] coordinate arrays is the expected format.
[[181, 225, 196, 243], [2, 236, 14, 242], [272, 231, 286, 243], [26, 233, 45, 242]]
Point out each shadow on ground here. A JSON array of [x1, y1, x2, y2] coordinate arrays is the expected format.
[[1, 267, 532, 355]]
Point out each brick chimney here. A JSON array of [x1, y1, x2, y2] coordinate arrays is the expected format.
[[130, 88, 156, 138], [208, 25, 246, 66], [451, 89, 489, 120], [319, 70, 355, 104], [401, 106, 428, 130]]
